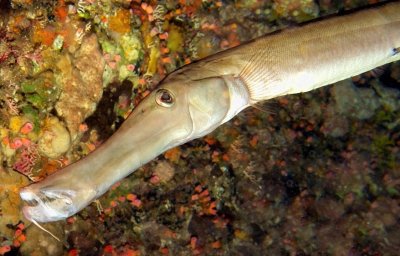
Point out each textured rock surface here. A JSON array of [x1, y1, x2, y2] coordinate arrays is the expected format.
[[55, 34, 105, 141], [331, 80, 380, 120], [0, 169, 29, 239], [19, 223, 64, 256]]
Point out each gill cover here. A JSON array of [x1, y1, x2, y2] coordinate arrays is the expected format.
[[184, 77, 231, 139]]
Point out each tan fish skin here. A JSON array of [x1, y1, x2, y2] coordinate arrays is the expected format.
[[20, 2, 400, 222]]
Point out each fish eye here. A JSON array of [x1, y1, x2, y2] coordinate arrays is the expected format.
[[155, 89, 174, 107]]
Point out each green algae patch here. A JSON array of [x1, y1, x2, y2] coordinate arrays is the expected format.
[[120, 33, 142, 63], [99, 32, 143, 85], [20, 72, 59, 111], [167, 25, 184, 53]]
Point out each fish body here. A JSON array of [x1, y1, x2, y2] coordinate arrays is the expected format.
[[175, 1, 400, 102], [20, 2, 400, 222]]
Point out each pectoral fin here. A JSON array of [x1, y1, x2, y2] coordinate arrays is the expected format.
[[238, 46, 287, 102]]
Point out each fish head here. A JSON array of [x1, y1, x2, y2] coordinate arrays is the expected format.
[[147, 74, 233, 145], [19, 69, 249, 223]]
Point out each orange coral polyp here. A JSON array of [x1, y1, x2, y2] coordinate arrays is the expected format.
[[55, 5, 68, 22], [32, 25, 56, 46], [108, 9, 132, 34]]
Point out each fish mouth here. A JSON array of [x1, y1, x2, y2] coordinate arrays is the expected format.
[[20, 188, 75, 222]]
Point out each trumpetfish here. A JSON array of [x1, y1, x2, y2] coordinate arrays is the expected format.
[[20, 1, 400, 223]]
